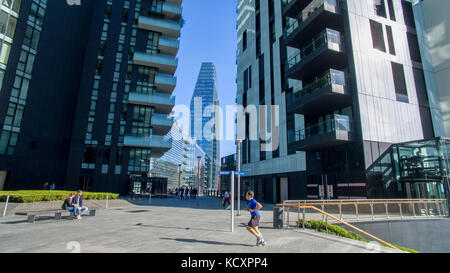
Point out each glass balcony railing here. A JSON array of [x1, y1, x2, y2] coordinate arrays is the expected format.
[[288, 114, 352, 143], [287, 28, 343, 69], [287, 69, 346, 105], [285, 0, 341, 38]]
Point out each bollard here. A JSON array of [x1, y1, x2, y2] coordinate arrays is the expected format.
[[106, 194, 109, 209], [2, 196, 9, 217], [273, 207, 283, 229]]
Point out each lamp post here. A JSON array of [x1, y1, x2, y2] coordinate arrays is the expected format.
[[197, 156, 201, 195], [236, 139, 243, 216], [178, 164, 182, 189]]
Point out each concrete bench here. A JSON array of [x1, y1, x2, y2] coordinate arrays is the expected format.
[[16, 208, 97, 223]]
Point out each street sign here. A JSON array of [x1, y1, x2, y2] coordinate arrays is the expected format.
[[218, 171, 248, 176]]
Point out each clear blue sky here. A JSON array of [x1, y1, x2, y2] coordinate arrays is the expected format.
[[173, 0, 238, 158]]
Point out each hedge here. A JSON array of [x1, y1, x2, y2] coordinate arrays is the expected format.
[[298, 219, 419, 253], [0, 190, 119, 203]]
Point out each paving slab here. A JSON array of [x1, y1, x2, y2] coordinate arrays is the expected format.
[[0, 197, 403, 253]]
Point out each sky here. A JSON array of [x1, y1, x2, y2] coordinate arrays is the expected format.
[[172, 0, 238, 159]]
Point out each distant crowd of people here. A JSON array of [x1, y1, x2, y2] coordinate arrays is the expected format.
[[169, 187, 198, 200]]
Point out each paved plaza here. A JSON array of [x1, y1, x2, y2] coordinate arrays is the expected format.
[[0, 197, 403, 253]]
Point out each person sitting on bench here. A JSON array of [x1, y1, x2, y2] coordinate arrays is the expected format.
[[62, 193, 76, 217], [73, 190, 89, 219]]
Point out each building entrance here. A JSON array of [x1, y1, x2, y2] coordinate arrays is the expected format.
[[405, 182, 446, 199]]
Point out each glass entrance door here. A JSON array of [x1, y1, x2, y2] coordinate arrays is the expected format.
[[407, 182, 445, 199]]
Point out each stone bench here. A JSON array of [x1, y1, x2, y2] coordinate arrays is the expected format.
[[16, 208, 97, 223]]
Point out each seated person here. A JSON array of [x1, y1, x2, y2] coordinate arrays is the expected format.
[[73, 190, 89, 219], [62, 193, 76, 216]]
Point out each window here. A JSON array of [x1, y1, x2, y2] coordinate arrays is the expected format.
[[385, 25, 395, 55], [407, 32, 422, 63], [83, 145, 97, 164], [243, 66, 252, 92], [374, 0, 387, 18], [391, 62, 408, 102], [243, 30, 247, 52], [370, 20, 386, 52], [387, 0, 396, 21], [402, 0, 415, 28]]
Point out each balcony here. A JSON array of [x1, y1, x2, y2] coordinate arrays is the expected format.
[[288, 114, 355, 151], [155, 72, 177, 94], [287, 69, 351, 116], [166, 0, 182, 5], [151, 113, 174, 135], [283, 0, 313, 18], [159, 36, 180, 56], [128, 92, 175, 114], [138, 15, 181, 38], [285, 0, 344, 49], [133, 52, 178, 74], [124, 135, 172, 154], [162, 2, 182, 20], [287, 28, 346, 81]]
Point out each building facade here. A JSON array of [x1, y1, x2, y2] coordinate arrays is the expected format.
[[237, 0, 448, 202], [0, 0, 183, 194], [189, 62, 220, 191]]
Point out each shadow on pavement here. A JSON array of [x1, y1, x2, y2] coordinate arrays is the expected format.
[[136, 223, 228, 233], [122, 196, 275, 212], [160, 237, 253, 247]]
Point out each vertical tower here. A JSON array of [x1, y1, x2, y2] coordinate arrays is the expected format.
[[237, 0, 445, 202], [0, 0, 183, 194], [282, 0, 442, 199], [0, 0, 95, 190], [237, 0, 307, 204], [190, 62, 220, 192], [66, 0, 182, 194]]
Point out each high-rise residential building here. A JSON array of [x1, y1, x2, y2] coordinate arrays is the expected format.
[[0, 0, 183, 194], [237, 0, 448, 203], [189, 62, 220, 191]]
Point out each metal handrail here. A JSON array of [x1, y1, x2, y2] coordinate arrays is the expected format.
[[282, 199, 449, 222], [278, 204, 399, 250]]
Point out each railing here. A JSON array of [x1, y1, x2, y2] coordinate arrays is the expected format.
[[285, 0, 341, 38], [277, 203, 399, 250], [281, 199, 449, 225], [288, 29, 343, 69], [287, 69, 346, 105], [288, 114, 352, 143]]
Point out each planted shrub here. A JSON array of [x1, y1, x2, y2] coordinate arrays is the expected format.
[[0, 190, 119, 203], [298, 219, 419, 253]]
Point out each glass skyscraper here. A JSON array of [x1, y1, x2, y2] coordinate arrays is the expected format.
[[190, 62, 220, 191]]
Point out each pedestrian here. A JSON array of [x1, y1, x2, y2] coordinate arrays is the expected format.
[[175, 188, 179, 198], [190, 187, 193, 199], [244, 191, 266, 247], [180, 187, 184, 200], [223, 191, 231, 209], [73, 190, 89, 220], [43, 182, 49, 190], [50, 183, 56, 191], [185, 187, 189, 200]]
